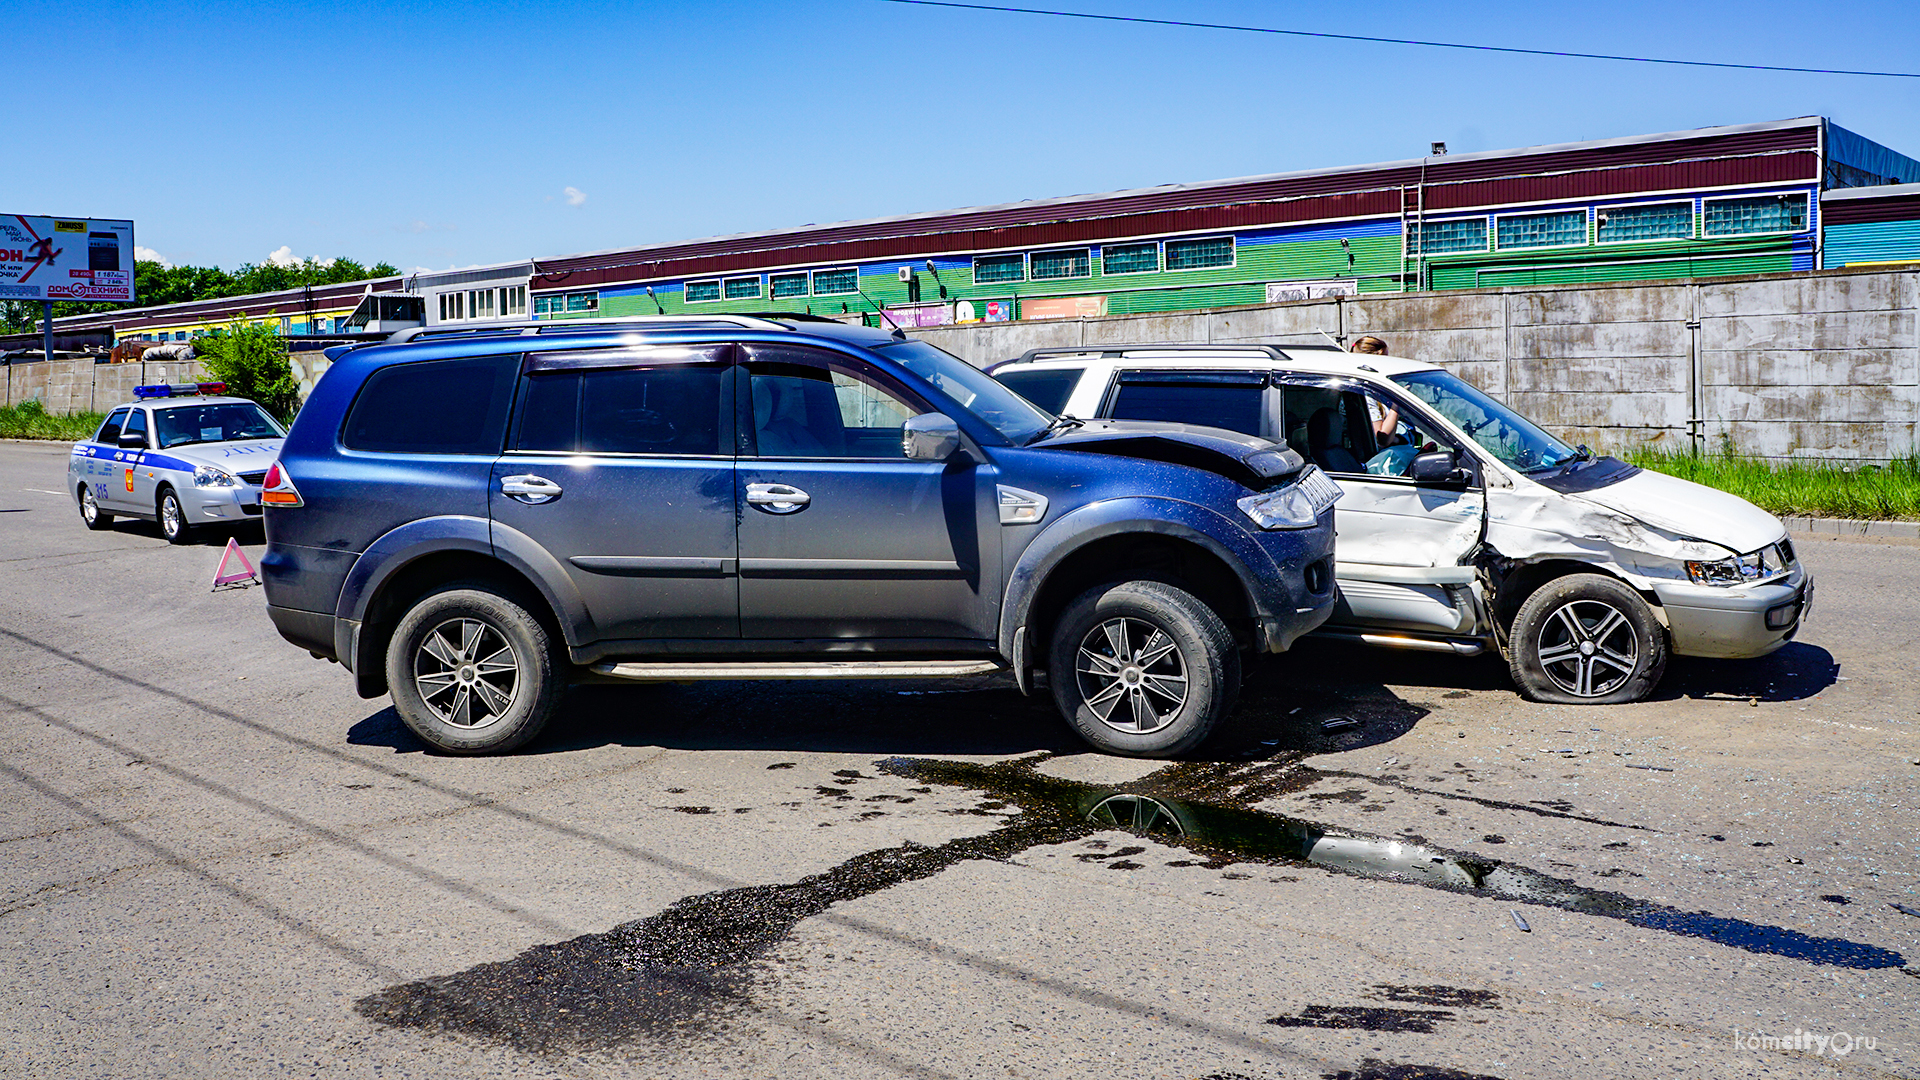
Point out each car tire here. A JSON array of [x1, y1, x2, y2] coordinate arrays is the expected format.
[[79, 484, 114, 530], [1508, 573, 1667, 705], [386, 585, 562, 755], [156, 486, 193, 545], [1048, 580, 1239, 758]]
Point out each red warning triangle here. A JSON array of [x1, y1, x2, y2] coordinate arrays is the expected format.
[[213, 537, 259, 588]]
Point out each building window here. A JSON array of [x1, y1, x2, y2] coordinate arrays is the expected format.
[[1496, 210, 1587, 249], [502, 285, 527, 316], [440, 292, 465, 321], [1595, 201, 1694, 243], [685, 279, 723, 303], [566, 291, 599, 313], [468, 288, 496, 319], [1704, 193, 1809, 237], [724, 276, 762, 300], [811, 268, 858, 296], [1030, 248, 1091, 280], [533, 294, 563, 317], [1411, 218, 1489, 254], [1102, 242, 1159, 275], [770, 272, 809, 299], [1164, 236, 1235, 270], [973, 253, 1025, 284]]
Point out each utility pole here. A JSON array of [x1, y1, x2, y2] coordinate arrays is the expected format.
[[42, 300, 53, 364]]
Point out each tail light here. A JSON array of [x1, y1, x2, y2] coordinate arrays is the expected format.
[[260, 462, 304, 507]]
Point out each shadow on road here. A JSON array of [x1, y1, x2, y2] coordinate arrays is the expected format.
[[345, 633, 1831, 761], [1658, 641, 1838, 703], [345, 661, 1437, 762]]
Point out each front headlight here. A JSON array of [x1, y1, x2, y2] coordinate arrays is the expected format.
[[193, 465, 239, 488], [1238, 486, 1319, 529], [1238, 465, 1342, 530], [1685, 542, 1792, 586]]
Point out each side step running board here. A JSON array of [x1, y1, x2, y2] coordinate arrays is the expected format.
[[1312, 630, 1485, 657], [590, 659, 1007, 681]]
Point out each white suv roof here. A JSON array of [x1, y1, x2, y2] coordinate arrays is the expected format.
[[989, 343, 1441, 381]]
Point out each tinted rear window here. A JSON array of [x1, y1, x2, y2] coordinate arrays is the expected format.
[[992, 368, 1080, 414], [515, 364, 728, 455], [343, 355, 518, 454], [1109, 381, 1264, 436]]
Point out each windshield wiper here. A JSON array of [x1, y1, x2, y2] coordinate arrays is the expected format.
[[1028, 413, 1085, 444], [1551, 445, 1595, 474]]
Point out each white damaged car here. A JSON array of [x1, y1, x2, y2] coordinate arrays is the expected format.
[[989, 344, 1812, 704], [69, 383, 286, 544]]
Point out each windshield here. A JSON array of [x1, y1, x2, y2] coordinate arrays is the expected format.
[[873, 339, 1052, 445], [1392, 370, 1579, 473], [154, 401, 286, 449]]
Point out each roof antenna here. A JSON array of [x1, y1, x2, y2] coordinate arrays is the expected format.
[[1317, 329, 1348, 351], [854, 282, 905, 338]]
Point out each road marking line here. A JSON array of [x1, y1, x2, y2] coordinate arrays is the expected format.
[[23, 488, 66, 497]]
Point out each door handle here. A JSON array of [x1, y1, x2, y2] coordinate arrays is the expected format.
[[745, 482, 810, 514], [501, 474, 563, 504]]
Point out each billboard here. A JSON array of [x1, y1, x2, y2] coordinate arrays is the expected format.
[[1265, 279, 1357, 303], [0, 216, 135, 302]]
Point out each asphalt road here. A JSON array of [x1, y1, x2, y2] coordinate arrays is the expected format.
[[1, 438, 1915, 1080]]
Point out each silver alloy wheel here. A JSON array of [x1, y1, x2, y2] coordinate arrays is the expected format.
[[1087, 793, 1187, 838], [159, 492, 182, 538], [1075, 616, 1190, 735], [80, 486, 98, 524], [412, 618, 521, 730], [1534, 598, 1640, 698]]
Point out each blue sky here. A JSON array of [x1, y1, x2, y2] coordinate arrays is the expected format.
[[16, 0, 1920, 274]]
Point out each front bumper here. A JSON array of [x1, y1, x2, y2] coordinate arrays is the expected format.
[[187, 484, 264, 523], [1652, 566, 1812, 659], [1247, 510, 1340, 654]]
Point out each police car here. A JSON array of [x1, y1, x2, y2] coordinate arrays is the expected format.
[[69, 382, 286, 544]]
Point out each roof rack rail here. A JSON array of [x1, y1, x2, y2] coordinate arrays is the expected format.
[[384, 314, 799, 345], [1008, 342, 1338, 366]]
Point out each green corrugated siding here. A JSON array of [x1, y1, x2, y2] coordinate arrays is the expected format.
[[570, 224, 1806, 321], [581, 233, 1408, 320], [1425, 234, 1795, 290], [1824, 221, 1920, 267]]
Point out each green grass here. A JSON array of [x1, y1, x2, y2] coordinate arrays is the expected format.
[[0, 400, 104, 441], [1622, 446, 1920, 521]]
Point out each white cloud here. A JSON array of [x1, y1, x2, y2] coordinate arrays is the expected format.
[[564, 186, 587, 207], [266, 246, 335, 268], [134, 246, 171, 268]]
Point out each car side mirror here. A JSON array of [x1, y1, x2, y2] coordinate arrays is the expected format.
[[1410, 449, 1467, 484], [902, 412, 961, 461], [117, 432, 148, 450]]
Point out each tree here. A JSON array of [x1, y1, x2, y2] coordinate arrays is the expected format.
[[195, 318, 302, 420], [0, 253, 403, 334]]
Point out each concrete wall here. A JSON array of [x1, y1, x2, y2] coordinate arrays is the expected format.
[[3, 359, 211, 415], [912, 266, 1920, 461]]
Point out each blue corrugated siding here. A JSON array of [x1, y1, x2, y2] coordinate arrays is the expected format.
[[1824, 221, 1920, 267]]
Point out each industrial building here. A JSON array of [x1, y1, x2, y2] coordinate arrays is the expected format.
[[49, 116, 1920, 345]]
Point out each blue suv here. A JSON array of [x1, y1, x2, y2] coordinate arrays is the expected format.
[[260, 316, 1339, 757]]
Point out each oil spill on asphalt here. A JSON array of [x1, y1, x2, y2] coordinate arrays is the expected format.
[[1322, 1062, 1507, 1080], [354, 810, 1092, 1053], [355, 754, 1903, 1054], [878, 756, 1907, 970], [1268, 983, 1501, 1034], [1370, 985, 1501, 1009], [1267, 1006, 1462, 1033]]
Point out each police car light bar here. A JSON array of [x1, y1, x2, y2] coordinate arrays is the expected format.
[[133, 382, 227, 400]]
